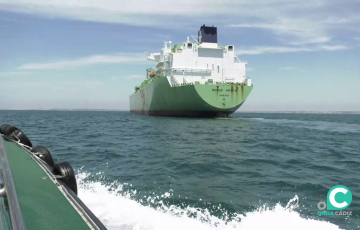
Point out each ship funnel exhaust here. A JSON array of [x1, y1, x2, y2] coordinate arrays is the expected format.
[[198, 24, 217, 44]]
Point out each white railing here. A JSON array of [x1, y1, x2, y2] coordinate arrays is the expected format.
[[190, 35, 199, 43], [234, 56, 247, 64], [171, 68, 211, 74], [171, 76, 180, 86]]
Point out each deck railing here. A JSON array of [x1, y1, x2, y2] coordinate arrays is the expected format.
[[170, 68, 211, 74], [0, 136, 27, 230]]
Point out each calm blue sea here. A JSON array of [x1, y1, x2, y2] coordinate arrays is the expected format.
[[1, 110, 359, 230]]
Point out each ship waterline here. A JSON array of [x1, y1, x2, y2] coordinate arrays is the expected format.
[[129, 77, 253, 118]]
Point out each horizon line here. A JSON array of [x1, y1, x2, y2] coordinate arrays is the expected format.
[[0, 109, 359, 114]]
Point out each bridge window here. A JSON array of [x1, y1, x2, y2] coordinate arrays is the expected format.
[[217, 65, 219, 73]]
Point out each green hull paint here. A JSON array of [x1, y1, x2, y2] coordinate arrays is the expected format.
[[1, 136, 91, 230], [129, 77, 253, 116]]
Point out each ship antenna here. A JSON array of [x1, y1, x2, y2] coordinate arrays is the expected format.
[[190, 35, 198, 43]]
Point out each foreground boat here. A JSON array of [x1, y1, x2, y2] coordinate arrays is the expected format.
[[129, 24, 253, 118], [0, 124, 106, 230]]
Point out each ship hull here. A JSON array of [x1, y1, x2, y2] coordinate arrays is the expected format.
[[129, 77, 253, 118]]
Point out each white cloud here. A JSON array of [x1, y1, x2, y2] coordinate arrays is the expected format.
[[18, 53, 146, 70], [229, 21, 329, 45], [0, 71, 32, 76], [0, 0, 228, 26], [236, 45, 349, 55], [320, 45, 350, 51], [280, 67, 305, 72], [280, 67, 298, 71], [0, 0, 352, 30], [127, 75, 145, 80], [229, 15, 360, 46], [6, 80, 105, 91], [0, 0, 358, 54]]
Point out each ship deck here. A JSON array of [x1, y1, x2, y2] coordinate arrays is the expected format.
[[0, 136, 91, 230]]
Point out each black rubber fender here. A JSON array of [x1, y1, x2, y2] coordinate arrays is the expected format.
[[0, 124, 7, 134], [9, 129, 33, 147], [53, 162, 78, 195], [0, 124, 19, 136], [31, 146, 55, 168]]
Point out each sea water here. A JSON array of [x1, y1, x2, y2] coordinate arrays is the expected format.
[[1, 111, 359, 229]]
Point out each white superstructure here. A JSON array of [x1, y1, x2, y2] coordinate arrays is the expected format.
[[146, 25, 251, 87]]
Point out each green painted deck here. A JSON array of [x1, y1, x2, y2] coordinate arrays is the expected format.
[[1, 136, 91, 230]]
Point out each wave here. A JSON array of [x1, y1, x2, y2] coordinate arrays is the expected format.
[[241, 118, 360, 133], [76, 172, 342, 230]]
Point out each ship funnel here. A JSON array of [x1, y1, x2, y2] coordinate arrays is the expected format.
[[198, 24, 217, 44]]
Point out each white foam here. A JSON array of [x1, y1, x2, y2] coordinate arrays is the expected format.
[[76, 172, 342, 230], [245, 118, 265, 120]]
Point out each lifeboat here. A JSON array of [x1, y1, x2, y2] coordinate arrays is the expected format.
[[149, 71, 156, 77]]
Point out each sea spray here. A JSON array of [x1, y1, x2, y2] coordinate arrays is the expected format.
[[76, 171, 342, 230]]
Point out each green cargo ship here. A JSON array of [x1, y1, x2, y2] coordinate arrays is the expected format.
[[130, 25, 253, 118], [0, 124, 106, 230]]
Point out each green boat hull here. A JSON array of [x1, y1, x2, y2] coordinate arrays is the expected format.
[[129, 77, 253, 117]]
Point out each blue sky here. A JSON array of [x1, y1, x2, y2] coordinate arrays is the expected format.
[[0, 0, 359, 111]]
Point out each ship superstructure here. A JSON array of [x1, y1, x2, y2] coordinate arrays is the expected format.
[[130, 25, 253, 117]]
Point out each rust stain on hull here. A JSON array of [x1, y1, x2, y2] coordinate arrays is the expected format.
[[216, 86, 219, 95], [231, 85, 234, 99], [236, 85, 239, 103], [241, 84, 244, 99]]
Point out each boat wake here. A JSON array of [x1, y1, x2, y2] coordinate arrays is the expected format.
[[76, 172, 342, 230]]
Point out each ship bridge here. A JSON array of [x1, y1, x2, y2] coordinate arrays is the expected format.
[[146, 25, 251, 87]]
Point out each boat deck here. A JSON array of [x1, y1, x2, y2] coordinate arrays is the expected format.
[[1, 136, 91, 230]]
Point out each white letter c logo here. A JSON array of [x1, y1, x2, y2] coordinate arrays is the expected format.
[[329, 187, 348, 208]]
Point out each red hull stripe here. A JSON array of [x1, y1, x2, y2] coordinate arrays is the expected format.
[[130, 110, 230, 118]]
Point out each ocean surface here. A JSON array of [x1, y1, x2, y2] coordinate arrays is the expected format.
[[1, 110, 359, 230]]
